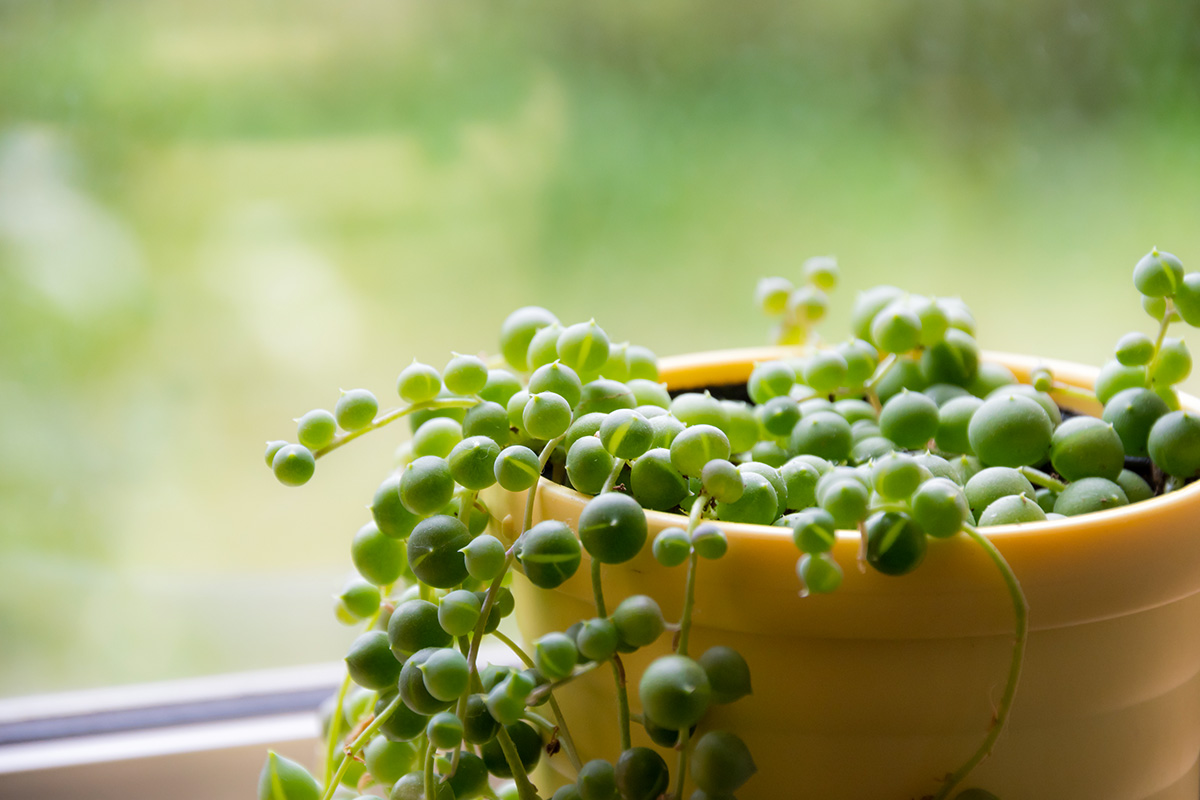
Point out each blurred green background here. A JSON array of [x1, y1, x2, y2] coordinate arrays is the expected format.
[[1, 0, 1198, 695]]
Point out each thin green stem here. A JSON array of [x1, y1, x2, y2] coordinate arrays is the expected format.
[[1146, 298, 1179, 387], [544, 694, 581, 772], [1153, 298, 1177, 354], [1019, 466, 1066, 493], [600, 457, 627, 494], [450, 636, 471, 776], [676, 493, 709, 657], [323, 603, 386, 782], [465, 551, 515, 698], [495, 724, 541, 800], [491, 629, 534, 666], [469, 436, 563, 696], [671, 725, 692, 800], [686, 492, 708, 531], [677, 554, 699, 658], [458, 490, 477, 524], [457, 435, 565, 783], [590, 557, 632, 750], [320, 695, 403, 800], [490, 630, 583, 772], [525, 661, 603, 706], [313, 398, 478, 459], [1049, 381, 1097, 404], [423, 736, 436, 800], [610, 656, 633, 752], [522, 710, 558, 733], [522, 435, 565, 534], [864, 353, 898, 410], [590, 558, 608, 617], [322, 673, 353, 783], [868, 500, 911, 515], [856, 520, 869, 574], [667, 494, 711, 800], [933, 524, 1028, 800]]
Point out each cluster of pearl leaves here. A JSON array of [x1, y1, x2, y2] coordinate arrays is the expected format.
[[260, 248, 1200, 800]]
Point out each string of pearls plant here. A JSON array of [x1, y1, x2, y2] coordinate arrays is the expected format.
[[259, 249, 1200, 800]]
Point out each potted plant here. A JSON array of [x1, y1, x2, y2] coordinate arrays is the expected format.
[[258, 249, 1200, 800]]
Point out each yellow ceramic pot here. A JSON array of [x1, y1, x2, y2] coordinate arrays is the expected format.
[[493, 348, 1200, 800]]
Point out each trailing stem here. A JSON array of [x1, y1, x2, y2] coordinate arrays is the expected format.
[[672, 727, 693, 800], [313, 397, 478, 459], [592, 557, 634, 751], [1145, 297, 1180, 389], [496, 725, 540, 800], [611, 655, 633, 752], [423, 737, 436, 800], [933, 523, 1029, 800], [521, 710, 559, 735], [669, 493, 710, 800], [675, 493, 709, 657], [526, 662, 603, 708], [322, 673, 353, 783], [601, 458, 627, 494], [320, 695, 403, 800], [523, 435, 566, 534], [864, 353, 898, 411], [324, 603, 387, 782], [458, 490, 478, 524], [455, 435, 562, 777], [1018, 466, 1066, 493], [491, 629, 584, 772], [1153, 298, 1177, 355], [1049, 381, 1097, 405]]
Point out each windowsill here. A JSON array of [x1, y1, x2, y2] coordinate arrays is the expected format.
[[0, 663, 338, 799]]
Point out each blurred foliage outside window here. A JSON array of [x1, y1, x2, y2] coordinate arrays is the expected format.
[[0, 0, 1198, 695]]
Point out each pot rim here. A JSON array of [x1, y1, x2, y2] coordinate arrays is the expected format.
[[513, 346, 1200, 633]]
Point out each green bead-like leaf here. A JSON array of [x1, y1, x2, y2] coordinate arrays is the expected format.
[[689, 731, 757, 795], [257, 751, 320, 800]]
